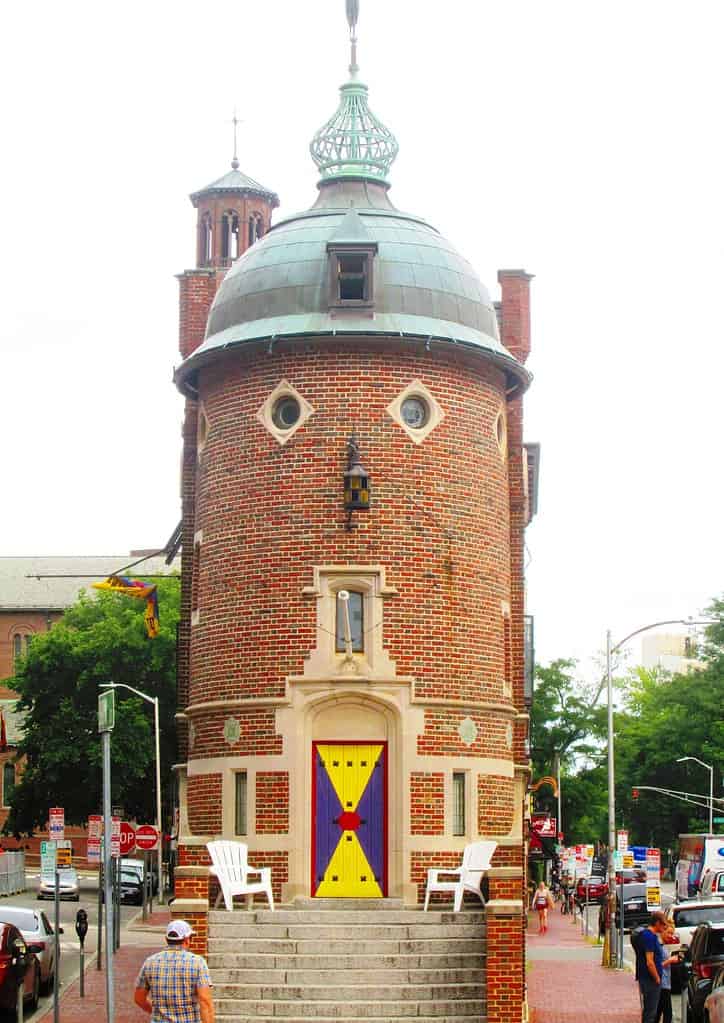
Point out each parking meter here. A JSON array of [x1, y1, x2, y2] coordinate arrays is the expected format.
[[75, 909, 88, 947]]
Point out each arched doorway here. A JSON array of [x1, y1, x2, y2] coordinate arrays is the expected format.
[[306, 693, 400, 898]]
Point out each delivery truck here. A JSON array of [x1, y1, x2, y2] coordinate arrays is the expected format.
[[675, 834, 724, 899]]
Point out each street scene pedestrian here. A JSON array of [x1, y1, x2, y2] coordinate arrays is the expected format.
[[133, 920, 214, 1023], [655, 918, 681, 1023], [532, 879, 554, 933], [634, 912, 668, 1023]]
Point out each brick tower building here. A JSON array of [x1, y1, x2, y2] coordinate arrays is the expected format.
[[172, 7, 536, 1020]]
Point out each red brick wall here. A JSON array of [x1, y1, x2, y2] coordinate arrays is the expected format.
[[0, 612, 59, 688], [478, 774, 515, 834], [187, 774, 222, 834], [485, 912, 524, 1023], [417, 709, 510, 759], [255, 772, 289, 834], [188, 346, 512, 730], [410, 773, 444, 835], [187, 709, 282, 761]]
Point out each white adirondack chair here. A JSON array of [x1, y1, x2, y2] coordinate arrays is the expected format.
[[423, 840, 497, 912], [207, 840, 275, 912]]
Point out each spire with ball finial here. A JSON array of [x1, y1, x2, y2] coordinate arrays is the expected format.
[[310, 0, 399, 186]]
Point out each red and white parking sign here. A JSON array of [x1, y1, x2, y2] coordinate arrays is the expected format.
[[49, 807, 64, 842]]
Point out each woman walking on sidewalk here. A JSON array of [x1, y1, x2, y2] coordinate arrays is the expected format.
[[532, 880, 554, 933]]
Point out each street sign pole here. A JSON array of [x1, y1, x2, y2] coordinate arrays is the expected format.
[[54, 856, 60, 1023], [99, 688, 115, 1023]]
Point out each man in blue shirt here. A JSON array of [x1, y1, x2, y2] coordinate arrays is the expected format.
[[635, 912, 667, 1023]]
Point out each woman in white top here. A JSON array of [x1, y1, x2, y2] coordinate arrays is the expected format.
[[531, 880, 553, 933]]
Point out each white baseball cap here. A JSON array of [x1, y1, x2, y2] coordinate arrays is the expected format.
[[166, 920, 195, 941]]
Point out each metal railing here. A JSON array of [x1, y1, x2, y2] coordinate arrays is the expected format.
[[0, 851, 25, 895]]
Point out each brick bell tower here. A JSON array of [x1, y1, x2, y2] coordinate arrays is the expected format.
[[172, 7, 537, 1020]]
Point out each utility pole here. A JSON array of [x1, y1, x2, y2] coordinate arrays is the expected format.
[[98, 689, 115, 1023]]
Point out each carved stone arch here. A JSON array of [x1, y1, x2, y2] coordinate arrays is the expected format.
[[297, 688, 403, 899]]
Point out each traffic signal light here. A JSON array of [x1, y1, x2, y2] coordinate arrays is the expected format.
[[632, 788, 640, 801]]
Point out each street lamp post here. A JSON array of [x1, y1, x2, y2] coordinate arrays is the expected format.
[[604, 617, 717, 968], [99, 683, 164, 905], [677, 756, 714, 835]]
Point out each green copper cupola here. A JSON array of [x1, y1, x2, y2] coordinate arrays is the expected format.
[[310, 0, 399, 187]]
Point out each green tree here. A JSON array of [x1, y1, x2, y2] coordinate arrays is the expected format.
[[614, 596, 724, 850], [4, 577, 179, 834], [530, 659, 609, 843]]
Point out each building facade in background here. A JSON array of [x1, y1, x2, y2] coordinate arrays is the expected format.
[[172, 11, 538, 1021]]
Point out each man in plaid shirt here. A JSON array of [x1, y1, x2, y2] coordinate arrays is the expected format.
[[134, 920, 214, 1023]]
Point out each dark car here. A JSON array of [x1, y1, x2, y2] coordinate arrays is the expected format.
[[120, 868, 144, 905], [598, 882, 651, 935], [686, 921, 724, 1022], [0, 922, 41, 1014]]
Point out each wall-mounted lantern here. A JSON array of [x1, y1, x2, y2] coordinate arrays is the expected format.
[[344, 434, 369, 528]]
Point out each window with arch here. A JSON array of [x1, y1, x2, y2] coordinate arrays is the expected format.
[[335, 590, 364, 653], [221, 210, 240, 263], [199, 212, 213, 266], [2, 763, 15, 807], [12, 634, 31, 666], [248, 212, 264, 246], [299, 566, 399, 682]]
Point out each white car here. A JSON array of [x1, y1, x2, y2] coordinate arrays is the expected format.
[[665, 898, 724, 948], [0, 906, 61, 993], [38, 867, 79, 901], [705, 966, 724, 1023]]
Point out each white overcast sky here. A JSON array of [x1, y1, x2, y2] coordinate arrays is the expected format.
[[2, 0, 722, 675]]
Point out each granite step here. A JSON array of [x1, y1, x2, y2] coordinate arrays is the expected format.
[[209, 937, 487, 955], [214, 999, 486, 1017], [207, 952, 486, 970]]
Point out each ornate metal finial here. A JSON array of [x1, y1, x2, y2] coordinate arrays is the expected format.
[[346, 0, 360, 76], [309, 0, 399, 186], [231, 110, 241, 171]]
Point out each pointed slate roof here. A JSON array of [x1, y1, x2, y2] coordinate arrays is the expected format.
[[190, 167, 279, 208]]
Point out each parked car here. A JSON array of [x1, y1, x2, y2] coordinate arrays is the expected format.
[[0, 906, 61, 993], [700, 869, 724, 900], [615, 868, 647, 885], [598, 882, 651, 934], [38, 867, 79, 901], [686, 922, 724, 1022], [704, 965, 724, 1023], [0, 922, 41, 1014], [122, 858, 158, 895], [665, 900, 724, 948], [575, 875, 608, 905]]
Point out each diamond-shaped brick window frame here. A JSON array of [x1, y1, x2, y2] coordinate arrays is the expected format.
[[386, 380, 445, 445], [255, 379, 315, 447]]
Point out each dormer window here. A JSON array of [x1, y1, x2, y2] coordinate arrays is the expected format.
[[327, 243, 377, 310]]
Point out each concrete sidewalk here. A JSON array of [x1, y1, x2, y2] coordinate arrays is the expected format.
[[527, 904, 641, 1023]]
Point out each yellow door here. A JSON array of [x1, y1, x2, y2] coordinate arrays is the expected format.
[[313, 742, 386, 898]]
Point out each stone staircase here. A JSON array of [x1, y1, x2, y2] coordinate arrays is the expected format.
[[207, 898, 486, 1021]]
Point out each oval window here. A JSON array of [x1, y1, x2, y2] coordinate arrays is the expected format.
[[272, 396, 301, 430], [400, 396, 429, 429]]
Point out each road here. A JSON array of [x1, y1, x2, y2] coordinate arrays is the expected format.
[[0, 871, 143, 1021]]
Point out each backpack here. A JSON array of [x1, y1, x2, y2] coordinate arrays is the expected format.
[[630, 925, 648, 976]]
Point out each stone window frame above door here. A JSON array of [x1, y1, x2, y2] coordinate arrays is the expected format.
[[300, 565, 399, 682]]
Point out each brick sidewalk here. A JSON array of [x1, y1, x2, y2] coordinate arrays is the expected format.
[[527, 904, 641, 1022], [36, 944, 157, 1023]]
